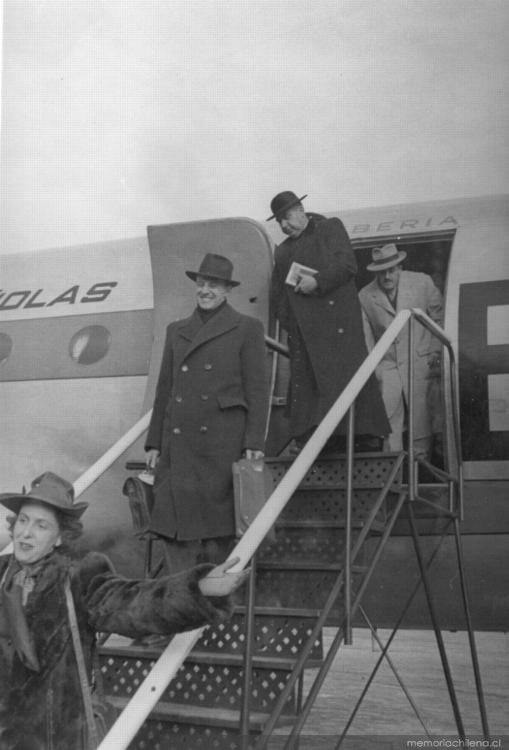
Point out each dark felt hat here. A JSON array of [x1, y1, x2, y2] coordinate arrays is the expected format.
[[0, 472, 88, 517], [185, 253, 240, 286], [267, 191, 308, 221]]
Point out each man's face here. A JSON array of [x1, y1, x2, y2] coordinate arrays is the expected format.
[[277, 205, 308, 238], [195, 276, 231, 310], [376, 264, 402, 295]]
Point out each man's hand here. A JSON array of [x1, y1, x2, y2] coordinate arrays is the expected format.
[[294, 275, 318, 295], [145, 449, 160, 469], [245, 449, 264, 460], [198, 557, 250, 597]]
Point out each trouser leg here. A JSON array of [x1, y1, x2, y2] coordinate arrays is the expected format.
[[160, 535, 236, 574]]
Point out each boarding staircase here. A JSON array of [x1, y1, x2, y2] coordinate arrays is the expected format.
[[98, 450, 404, 747], [91, 309, 488, 749]]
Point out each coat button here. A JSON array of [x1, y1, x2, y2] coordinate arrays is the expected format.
[[201, 394, 209, 401], [328, 300, 335, 305], [204, 363, 212, 370], [181, 364, 189, 372], [199, 425, 208, 433], [338, 328, 344, 334], [175, 395, 183, 403], [173, 427, 181, 435]]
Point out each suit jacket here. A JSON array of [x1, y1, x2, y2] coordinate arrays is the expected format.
[[359, 270, 443, 437], [145, 303, 269, 540]]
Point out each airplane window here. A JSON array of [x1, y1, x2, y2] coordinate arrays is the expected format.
[[0, 333, 12, 365], [69, 325, 111, 365]]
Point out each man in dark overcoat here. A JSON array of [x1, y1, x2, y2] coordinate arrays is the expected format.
[[268, 191, 389, 451], [145, 254, 269, 572]]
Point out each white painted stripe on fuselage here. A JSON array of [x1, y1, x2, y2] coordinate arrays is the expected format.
[[0, 236, 153, 321]]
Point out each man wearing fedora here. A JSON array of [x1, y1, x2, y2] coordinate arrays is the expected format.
[[359, 244, 443, 457], [268, 191, 390, 452], [145, 253, 269, 573]]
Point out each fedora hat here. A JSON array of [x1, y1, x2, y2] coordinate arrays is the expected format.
[[267, 191, 308, 221], [185, 253, 240, 287], [367, 244, 407, 272], [0, 472, 88, 517]]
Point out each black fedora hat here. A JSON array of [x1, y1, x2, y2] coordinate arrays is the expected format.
[[267, 191, 307, 221], [0, 472, 88, 518], [185, 253, 240, 287]]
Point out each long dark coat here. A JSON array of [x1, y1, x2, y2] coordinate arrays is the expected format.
[[0, 550, 230, 750], [270, 216, 389, 439], [145, 303, 269, 540]]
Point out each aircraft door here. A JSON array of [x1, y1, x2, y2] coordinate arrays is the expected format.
[[142, 217, 274, 414]]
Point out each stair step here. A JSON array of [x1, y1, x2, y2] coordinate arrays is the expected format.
[[257, 560, 366, 572], [187, 650, 323, 670], [100, 643, 321, 670], [107, 696, 296, 731], [275, 519, 383, 530]]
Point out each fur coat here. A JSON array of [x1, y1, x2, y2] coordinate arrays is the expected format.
[[0, 550, 230, 750]]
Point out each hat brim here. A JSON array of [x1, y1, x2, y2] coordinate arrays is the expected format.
[[0, 493, 88, 518], [267, 194, 308, 221], [185, 271, 240, 287], [367, 250, 407, 272]]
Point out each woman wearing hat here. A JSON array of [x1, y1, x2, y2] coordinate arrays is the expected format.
[[0, 471, 248, 750], [145, 253, 269, 573]]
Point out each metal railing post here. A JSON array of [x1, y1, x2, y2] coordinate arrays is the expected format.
[[239, 553, 257, 747], [344, 403, 355, 645], [407, 315, 416, 501]]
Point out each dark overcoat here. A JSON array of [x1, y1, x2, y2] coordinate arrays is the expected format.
[[270, 216, 389, 439], [145, 303, 269, 540], [0, 550, 230, 750]]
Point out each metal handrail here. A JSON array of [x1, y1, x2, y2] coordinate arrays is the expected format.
[[92, 308, 458, 750]]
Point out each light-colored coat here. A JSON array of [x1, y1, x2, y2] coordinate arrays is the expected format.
[[359, 270, 443, 440]]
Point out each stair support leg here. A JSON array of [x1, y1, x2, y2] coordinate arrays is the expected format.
[[277, 490, 409, 750], [335, 523, 452, 748], [407, 503, 466, 740], [452, 517, 490, 739]]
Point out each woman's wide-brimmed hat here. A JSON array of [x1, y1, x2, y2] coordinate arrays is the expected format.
[[267, 191, 308, 221], [0, 472, 88, 517], [185, 253, 240, 287], [367, 244, 407, 272]]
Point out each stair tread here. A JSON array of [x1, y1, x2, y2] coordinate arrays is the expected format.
[[100, 642, 322, 669], [257, 560, 366, 572], [106, 696, 296, 729], [233, 605, 324, 617], [265, 451, 399, 464]]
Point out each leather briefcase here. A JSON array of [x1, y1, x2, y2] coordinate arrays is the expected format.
[[232, 458, 275, 540]]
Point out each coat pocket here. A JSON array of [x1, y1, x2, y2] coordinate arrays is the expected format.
[[217, 395, 248, 410]]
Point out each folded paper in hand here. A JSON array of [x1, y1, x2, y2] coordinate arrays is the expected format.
[[232, 459, 275, 540], [285, 261, 318, 287]]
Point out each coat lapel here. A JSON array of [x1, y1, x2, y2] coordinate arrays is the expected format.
[[175, 304, 240, 367], [368, 280, 396, 317], [395, 271, 413, 312]]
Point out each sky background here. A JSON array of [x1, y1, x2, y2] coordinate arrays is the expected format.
[[0, 0, 508, 254]]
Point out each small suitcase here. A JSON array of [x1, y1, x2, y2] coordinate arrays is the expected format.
[[232, 458, 275, 540]]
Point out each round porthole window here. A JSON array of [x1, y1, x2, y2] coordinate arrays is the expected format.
[[0, 333, 13, 365], [69, 325, 111, 365]]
